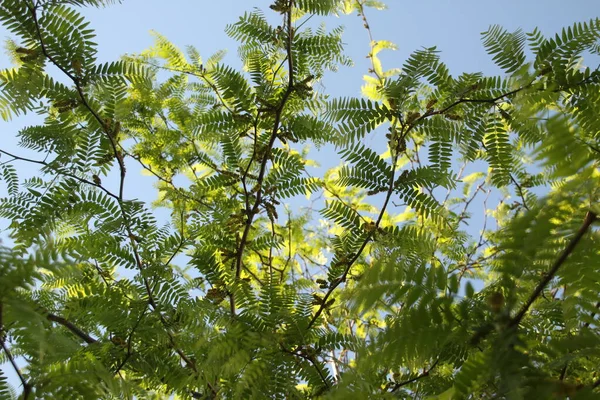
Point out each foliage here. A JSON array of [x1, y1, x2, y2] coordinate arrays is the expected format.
[[0, 0, 600, 399]]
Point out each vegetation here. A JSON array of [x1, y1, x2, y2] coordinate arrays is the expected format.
[[1, 0, 600, 398]]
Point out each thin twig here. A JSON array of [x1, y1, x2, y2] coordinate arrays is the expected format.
[[135, 61, 235, 114], [509, 173, 530, 211], [123, 148, 215, 210], [0, 148, 120, 201], [356, 1, 383, 81], [390, 358, 440, 392], [113, 308, 148, 374]]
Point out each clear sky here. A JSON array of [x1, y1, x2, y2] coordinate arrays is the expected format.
[[1, 0, 599, 394], [1, 0, 598, 220]]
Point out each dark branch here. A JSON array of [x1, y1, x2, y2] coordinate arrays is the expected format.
[[26, 6, 203, 379], [280, 345, 331, 390], [47, 313, 98, 344], [391, 358, 440, 392], [1, 303, 33, 399], [27, 3, 127, 201], [233, 1, 297, 314], [508, 211, 597, 328]]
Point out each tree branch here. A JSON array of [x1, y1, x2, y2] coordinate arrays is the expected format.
[[280, 345, 331, 390], [1, 303, 33, 399], [26, 6, 204, 381], [390, 358, 440, 392], [47, 313, 98, 344], [305, 3, 406, 331], [233, 1, 297, 314], [508, 211, 597, 328], [27, 2, 127, 201]]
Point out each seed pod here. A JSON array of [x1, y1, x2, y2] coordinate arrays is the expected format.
[[488, 291, 504, 313], [426, 98, 438, 109]]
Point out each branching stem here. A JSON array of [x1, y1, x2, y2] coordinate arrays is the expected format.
[[233, 1, 297, 315]]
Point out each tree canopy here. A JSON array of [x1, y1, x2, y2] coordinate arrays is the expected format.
[[1, 0, 600, 399]]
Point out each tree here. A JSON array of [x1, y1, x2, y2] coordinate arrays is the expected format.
[[0, 0, 599, 398]]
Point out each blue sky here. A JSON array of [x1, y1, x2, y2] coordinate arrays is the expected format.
[[1, 0, 596, 219], [75, 0, 597, 83], [1, 0, 599, 394]]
